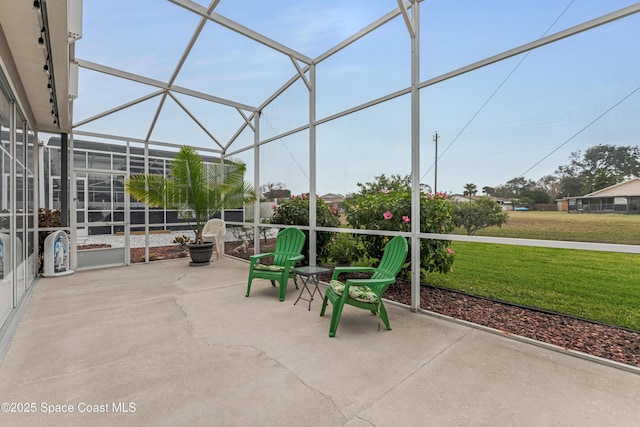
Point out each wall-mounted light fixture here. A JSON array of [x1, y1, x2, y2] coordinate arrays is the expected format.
[[36, 0, 60, 128]]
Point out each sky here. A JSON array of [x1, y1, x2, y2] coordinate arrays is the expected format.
[[69, 0, 640, 197]]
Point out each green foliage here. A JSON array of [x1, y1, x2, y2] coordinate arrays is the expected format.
[[172, 234, 192, 250], [454, 197, 509, 235], [324, 233, 365, 265], [124, 146, 256, 243], [345, 176, 456, 275], [556, 144, 640, 196], [270, 195, 340, 261], [463, 183, 477, 198], [430, 242, 640, 331]]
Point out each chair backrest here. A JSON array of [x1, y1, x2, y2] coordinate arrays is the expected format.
[[202, 218, 225, 239], [272, 227, 306, 266], [371, 235, 408, 280]]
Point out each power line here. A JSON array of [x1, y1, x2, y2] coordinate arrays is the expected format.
[[422, 0, 576, 181], [261, 114, 309, 180], [518, 84, 640, 178]]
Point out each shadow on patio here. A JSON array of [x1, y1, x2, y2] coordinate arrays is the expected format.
[[0, 257, 639, 426]]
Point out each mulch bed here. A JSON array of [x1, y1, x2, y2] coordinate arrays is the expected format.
[[82, 239, 640, 368]]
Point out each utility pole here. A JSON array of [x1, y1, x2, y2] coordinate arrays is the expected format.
[[433, 131, 439, 194]]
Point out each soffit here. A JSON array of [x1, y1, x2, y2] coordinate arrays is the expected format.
[[0, 0, 70, 132]]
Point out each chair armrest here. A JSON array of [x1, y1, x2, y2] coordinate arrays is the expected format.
[[280, 254, 304, 270], [331, 266, 375, 280], [249, 253, 274, 266]]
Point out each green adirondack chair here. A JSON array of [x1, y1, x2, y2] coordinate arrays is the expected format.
[[245, 227, 306, 301], [320, 235, 408, 337]]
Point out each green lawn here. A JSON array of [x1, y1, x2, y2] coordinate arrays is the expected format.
[[431, 212, 640, 331], [461, 211, 640, 245]]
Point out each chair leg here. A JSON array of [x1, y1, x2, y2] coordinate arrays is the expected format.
[[320, 294, 328, 316], [328, 299, 346, 337], [245, 277, 253, 297], [270, 280, 276, 287], [278, 278, 287, 302], [379, 302, 392, 330]]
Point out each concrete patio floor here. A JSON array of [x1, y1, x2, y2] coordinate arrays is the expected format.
[[0, 257, 639, 426]]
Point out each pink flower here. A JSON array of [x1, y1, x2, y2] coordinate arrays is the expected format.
[[381, 189, 389, 194], [383, 211, 393, 220], [402, 216, 410, 223], [446, 248, 454, 254], [272, 205, 277, 210]]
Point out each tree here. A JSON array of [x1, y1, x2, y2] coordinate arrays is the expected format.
[[492, 177, 535, 199], [536, 175, 562, 200], [125, 146, 256, 244], [463, 183, 477, 200], [520, 189, 551, 205], [454, 197, 509, 235], [556, 144, 640, 195], [261, 182, 290, 200], [482, 186, 495, 196]]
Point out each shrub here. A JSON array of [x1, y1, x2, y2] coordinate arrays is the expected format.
[[454, 196, 509, 235], [324, 233, 364, 265], [270, 195, 339, 262], [345, 183, 456, 276], [172, 234, 192, 250]]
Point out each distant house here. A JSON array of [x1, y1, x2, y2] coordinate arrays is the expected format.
[[562, 178, 640, 214], [449, 194, 483, 203], [449, 194, 513, 211], [320, 193, 345, 212]]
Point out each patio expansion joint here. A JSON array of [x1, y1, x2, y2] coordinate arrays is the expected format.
[[351, 329, 473, 422], [193, 339, 349, 423], [242, 343, 349, 423]]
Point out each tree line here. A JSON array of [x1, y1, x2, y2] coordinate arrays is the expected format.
[[478, 144, 640, 205]]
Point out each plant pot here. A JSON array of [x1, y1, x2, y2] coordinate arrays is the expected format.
[[187, 242, 214, 266]]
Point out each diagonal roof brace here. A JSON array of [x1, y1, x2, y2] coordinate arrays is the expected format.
[[76, 58, 257, 112], [73, 90, 165, 128], [168, 92, 225, 150], [396, 0, 416, 38], [289, 56, 311, 91], [168, 0, 313, 65], [236, 108, 255, 132]]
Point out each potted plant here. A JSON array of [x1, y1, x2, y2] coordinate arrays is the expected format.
[[124, 145, 256, 265]]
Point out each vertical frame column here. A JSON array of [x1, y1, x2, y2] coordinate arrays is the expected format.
[[308, 63, 317, 266], [410, 1, 421, 312]]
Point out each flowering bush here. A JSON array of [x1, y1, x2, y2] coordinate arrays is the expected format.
[[345, 179, 456, 276], [270, 194, 339, 262]]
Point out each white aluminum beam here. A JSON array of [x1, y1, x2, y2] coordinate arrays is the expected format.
[[72, 90, 164, 128], [71, 129, 223, 154], [290, 56, 311, 91], [167, 92, 224, 150], [419, 3, 640, 90], [145, 93, 168, 142], [76, 58, 257, 112], [236, 108, 255, 132], [409, 0, 420, 312], [315, 6, 404, 63], [396, 0, 415, 37], [168, 0, 313, 64]]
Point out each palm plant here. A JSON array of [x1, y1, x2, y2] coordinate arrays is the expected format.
[[124, 145, 256, 244]]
